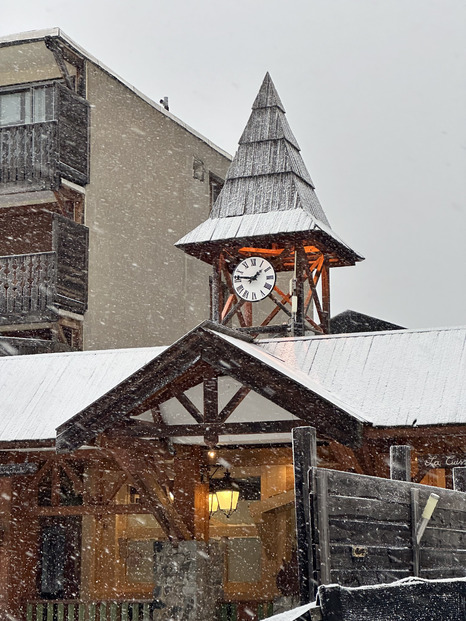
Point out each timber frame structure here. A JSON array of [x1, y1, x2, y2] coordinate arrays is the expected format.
[[176, 73, 363, 338]]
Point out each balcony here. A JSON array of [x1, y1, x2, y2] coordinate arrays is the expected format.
[[0, 214, 88, 326], [0, 82, 89, 194]]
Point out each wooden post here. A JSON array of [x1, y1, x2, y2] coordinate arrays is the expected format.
[[321, 262, 330, 334], [211, 255, 223, 323], [292, 426, 317, 604], [453, 467, 466, 492], [410, 488, 420, 577], [390, 445, 411, 481], [203, 377, 218, 423]]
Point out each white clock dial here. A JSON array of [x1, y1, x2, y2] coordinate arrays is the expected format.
[[232, 257, 276, 302]]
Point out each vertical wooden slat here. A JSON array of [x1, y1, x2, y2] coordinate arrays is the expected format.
[[99, 602, 107, 621], [47, 602, 54, 621], [292, 426, 318, 604], [316, 469, 331, 584], [88, 602, 96, 621], [390, 445, 412, 481], [26, 603, 33, 621], [78, 602, 85, 621], [69, 603, 76, 621], [57, 603, 64, 621], [453, 467, 466, 492], [110, 602, 119, 621], [411, 488, 420, 577], [120, 603, 128, 621]]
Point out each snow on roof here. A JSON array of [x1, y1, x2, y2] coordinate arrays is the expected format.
[[0, 28, 231, 161], [256, 326, 466, 427], [0, 346, 165, 442], [210, 329, 369, 424], [1, 324, 464, 445]]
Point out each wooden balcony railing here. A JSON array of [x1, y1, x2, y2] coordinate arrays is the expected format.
[[0, 252, 57, 322], [0, 122, 59, 192], [0, 83, 89, 193], [0, 249, 87, 324], [26, 600, 154, 621]]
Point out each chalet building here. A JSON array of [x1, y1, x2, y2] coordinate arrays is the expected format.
[[0, 68, 465, 621], [0, 28, 230, 352]]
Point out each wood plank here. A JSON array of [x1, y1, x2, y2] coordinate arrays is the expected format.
[[390, 445, 412, 481], [329, 517, 411, 547], [327, 495, 410, 522], [316, 469, 331, 584], [411, 488, 420, 576], [293, 426, 317, 603], [175, 392, 203, 424], [104, 438, 192, 542], [217, 386, 250, 423], [329, 543, 412, 570]]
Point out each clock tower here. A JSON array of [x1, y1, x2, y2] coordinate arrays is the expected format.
[[176, 73, 363, 337]]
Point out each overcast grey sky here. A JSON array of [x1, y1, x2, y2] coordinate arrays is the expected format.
[[2, 0, 465, 329]]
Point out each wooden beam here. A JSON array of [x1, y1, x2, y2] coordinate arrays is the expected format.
[[176, 393, 204, 424], [293, 427, 317, 604], [321, 260, 330, 333], [218, 386, 251, 423], [56, 333, 204, 451], [104, 437, 192, 541], [203, 377, 218, 423], [117, 419, 301, 438]]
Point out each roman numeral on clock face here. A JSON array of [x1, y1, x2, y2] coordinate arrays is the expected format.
[[232, 256, 276, 302]]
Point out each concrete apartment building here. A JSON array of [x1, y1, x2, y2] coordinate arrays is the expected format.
[[0, 28, 230, 352]]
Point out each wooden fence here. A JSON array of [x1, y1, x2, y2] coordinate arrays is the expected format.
[[292, 427, 466, 604], [27, 601, 153, 621]]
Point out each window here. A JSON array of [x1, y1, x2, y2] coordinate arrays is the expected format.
[[0, 84, 55, 127]]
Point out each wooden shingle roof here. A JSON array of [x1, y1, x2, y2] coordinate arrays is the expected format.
[[176, 73, 362, 265]]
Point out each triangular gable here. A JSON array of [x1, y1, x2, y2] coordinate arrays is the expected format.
[[56, 322, 366, 453]]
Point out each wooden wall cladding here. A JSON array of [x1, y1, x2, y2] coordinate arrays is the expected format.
[[306, 467, 466, 588]]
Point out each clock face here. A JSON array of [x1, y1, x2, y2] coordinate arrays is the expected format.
[[232, 257, 276, 302]]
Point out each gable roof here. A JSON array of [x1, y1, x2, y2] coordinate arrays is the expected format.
[[176, 73, 362, 266], [0, 28, 230, 161], [330, 309, 405, 334], [0, 346, 165, 443], [1, 324, 464, 450], [256, 326, 466, 428]]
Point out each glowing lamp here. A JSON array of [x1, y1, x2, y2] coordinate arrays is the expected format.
[[212, 471, 240, 518], [208, 491, 219, 516]]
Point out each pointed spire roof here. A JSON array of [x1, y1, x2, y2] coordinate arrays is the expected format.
[[176, 74, 362, 266]]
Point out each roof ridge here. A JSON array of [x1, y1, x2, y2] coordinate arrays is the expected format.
[[256, 324, 466, 344], [252, 72, 286, 111]]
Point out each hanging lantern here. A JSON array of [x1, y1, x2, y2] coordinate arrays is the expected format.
[[211, 471, 240, 518]]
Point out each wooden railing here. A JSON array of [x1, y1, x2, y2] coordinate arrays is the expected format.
[[0, 252, 57, 323], [217, 601, 274, 620], [26, 601, 154, 621], [0, 122, 59, 191], [26, 600, 275, 621]]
